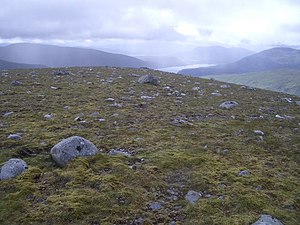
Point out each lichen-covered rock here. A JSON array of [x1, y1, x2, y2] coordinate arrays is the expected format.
[[251, 214, 284, 225], [219, 101, 239, 109], [0, 158, 28, 180], [50, 136, 98, 167], [138, 75, 158, 85]]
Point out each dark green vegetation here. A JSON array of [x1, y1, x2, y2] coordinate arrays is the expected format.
[[204, 69, 300, 97], [179, 47, 300, 76], [0, 43, 148, 69], [0, 59, 46, 70], [0, 67, 299, 225]]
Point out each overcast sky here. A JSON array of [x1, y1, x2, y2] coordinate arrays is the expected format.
[[1, 0, 300, 55]]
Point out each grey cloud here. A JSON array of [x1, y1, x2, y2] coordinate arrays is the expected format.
[[0, 0, 300, 52]]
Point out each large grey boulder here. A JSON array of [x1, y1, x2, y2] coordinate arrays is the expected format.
[[219, 101, 239, 109], [138, 75, 158, 85], [50, 136, 98, 167], [0, 158, 28, 180], [251, 214, 284, 225]]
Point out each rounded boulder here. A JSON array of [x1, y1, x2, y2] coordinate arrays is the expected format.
[[0, 158, 28, 180], [138, 75, 158, 85], [219, 101, 239, 109], [50, 136, 98, 167]]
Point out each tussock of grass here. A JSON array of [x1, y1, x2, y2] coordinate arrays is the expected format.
[[0, 67, 299, 224]]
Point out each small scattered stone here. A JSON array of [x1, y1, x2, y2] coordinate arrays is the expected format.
[[211, 92, 222, 96], [254, 130, 265, 136], [149, 202, 162, 211], [110, 103, 123, 108], [238, 170, 250, 176], [220, 84, 230, 89], [106, 98, 115, 102], [7, 134, 22, 140], [0, 158, 28, 180], [50, 86, 59, 90], [108, 149, 132, 157], [53, 70, 70, 75], [256, 185, 263, 191], [171, 118, 193, 126], [50, 136, 98, 167], [11, 80, 23, 86], [44, 114, 54, 119], [98, 118, 106, 122], [251, 214, 284, 225], [282, 97, 292, 103], [185, 190, 202, 204], [3, 111, 14, 117], [141, 96, 153, 99], [74, 116, 82, 121], [219, 101, 239, 109], [295, 101, 300, 105], [63, 106, 71, 110], [138, 75, 158, 85], [256, 136, 264, 142], [192, 87, 201, 91]]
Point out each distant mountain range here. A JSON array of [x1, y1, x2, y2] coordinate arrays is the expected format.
[[0, 59, 46, 70], [179, 47, 300, 76], [0, 43, 148, 69], [179, 46, 254, 64]]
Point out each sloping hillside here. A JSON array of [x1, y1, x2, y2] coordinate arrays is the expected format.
[[0, 67, 299, 225], [204, 69, 300, 96], [179, 47, 300, 76], [0, 59, 47, 70], [0, 43, 148, 68]]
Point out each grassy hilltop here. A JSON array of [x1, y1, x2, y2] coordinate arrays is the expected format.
[[0, 67, 299, 225]]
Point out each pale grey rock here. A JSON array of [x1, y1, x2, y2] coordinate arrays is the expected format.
[[63, 106, 71, 110], [192, 86, 201, 91], [7, 133, 22, 140], [185, 190, 202, 204], [251, 214, 284, 225], [3, 111, 14, 117], [105, 98, 115, 102], [238, 170, 250, 176], [254, 130, 265, 136], [219, 101, 239, 109], [0, 158, 28, 180], [108, 149, 132, 157], [149, 202, 162, 211], [44, 114, 54, 119], [11, 80, 23, 86], [50, 136, 98, 167], [220, 84, 231, 89], [138, 75, 158, 85], [211, 92, 222, 96], [282, 97, 292, 103], [53, 70, 70, 75]]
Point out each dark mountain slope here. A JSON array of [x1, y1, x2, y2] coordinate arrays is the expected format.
[[179, 47, 300, 76], [0, 58, 46, 70], [0, 43, 148, 68]]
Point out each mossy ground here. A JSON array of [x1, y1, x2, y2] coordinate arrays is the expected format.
[[0, 67, 299, 225]]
